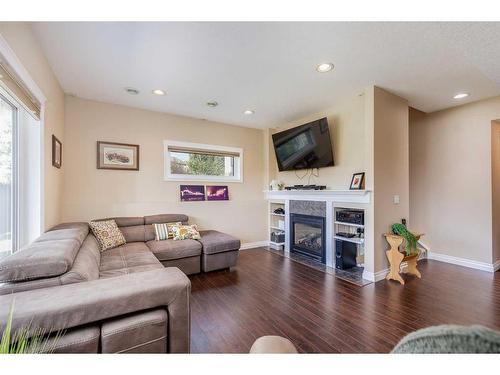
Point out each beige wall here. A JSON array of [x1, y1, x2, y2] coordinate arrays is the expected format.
[[265, 87, 408, 275], [0, 22, 65, 230], [267, 94, 366, 189], [62, 96, 267, 245], [410, 96, 500, 264], [373, 87, 409, 272]]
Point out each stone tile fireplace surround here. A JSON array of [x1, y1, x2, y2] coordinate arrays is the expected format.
[[289, 201, 326, 263]]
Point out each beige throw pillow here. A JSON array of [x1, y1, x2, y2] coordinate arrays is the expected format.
[[89, 219, 126, 251]]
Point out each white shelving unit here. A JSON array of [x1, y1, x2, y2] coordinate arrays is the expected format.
[[333, 235, 365, 245], [334, 221, 364, 229], [269, 200, 286, 250]]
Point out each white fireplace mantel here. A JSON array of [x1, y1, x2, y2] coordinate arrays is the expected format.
[[264, 189, 371, 204]]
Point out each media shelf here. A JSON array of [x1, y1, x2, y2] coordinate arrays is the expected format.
[[269, 201, 286, 250], [333, 235, 364, 245], [334, 207, 365, 268], [334, 221, 364, 229], [269, 241, 285, 246]]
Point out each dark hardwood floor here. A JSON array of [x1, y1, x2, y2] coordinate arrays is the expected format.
[[189, 248, 500, 353]]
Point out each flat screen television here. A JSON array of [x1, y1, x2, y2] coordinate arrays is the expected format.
[[272, 117, 334, 171]]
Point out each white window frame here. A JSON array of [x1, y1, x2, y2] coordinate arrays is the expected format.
[[164, 140, 243, 183], [0, 89, 19, 253], [0, 35, 46, 238]]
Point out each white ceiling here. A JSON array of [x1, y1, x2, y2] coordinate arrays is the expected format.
[[31, 22, 500, 129]]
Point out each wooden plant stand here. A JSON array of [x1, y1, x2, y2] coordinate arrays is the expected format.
[[384, 233, 422, 285]]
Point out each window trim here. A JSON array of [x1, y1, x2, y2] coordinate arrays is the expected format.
[[164, 140, 243, 183], [0, 89, 19, 254], [0, 35, 46, 238]]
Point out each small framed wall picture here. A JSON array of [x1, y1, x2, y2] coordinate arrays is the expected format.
[[206, 185, 229, 201], [97, 141, 139, 170], [52, 135, 62, 169], [350, 172, 365, 190], [180, 185, 206, 202]]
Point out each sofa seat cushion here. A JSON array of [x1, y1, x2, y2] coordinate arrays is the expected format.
[[101, 309, 168, 353], [45, 325, 100, 353], [198, 230, 241, 255], [99, 242, 162, 279], [146, 239, 201, 261]]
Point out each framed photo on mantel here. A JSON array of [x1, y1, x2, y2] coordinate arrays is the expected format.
[[97, 141, 140, 171], [349, 172, 365, 190]]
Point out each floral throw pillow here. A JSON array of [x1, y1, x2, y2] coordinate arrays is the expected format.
[[89, 219, 126, 251], [172, 224, 201, 241]]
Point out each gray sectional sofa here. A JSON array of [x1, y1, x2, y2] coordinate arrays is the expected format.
[[0, 214, 241, 353]]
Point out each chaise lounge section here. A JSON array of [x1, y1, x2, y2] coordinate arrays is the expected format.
[[198, 230, 241, 272]]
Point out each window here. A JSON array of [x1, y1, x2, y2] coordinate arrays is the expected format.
[[0, 86, 41, 259], [164, 140, 243, 182], [0, 94, 15, 258]]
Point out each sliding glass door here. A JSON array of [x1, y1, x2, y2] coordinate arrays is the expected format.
[[0, 94, 16, 259]]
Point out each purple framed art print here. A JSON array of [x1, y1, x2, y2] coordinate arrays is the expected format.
[[206, 185, 229, 201], [180, 185, 205, 202]]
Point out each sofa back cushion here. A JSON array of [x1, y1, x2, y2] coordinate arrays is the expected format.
[[90, 214, 189, 242], [0, 232, 101, 295], [153, 222, 182, 241], [144, 214, 188, 241], [96, 217, 146, 243], [60, 234, 101, 284], [0, 224, 89, 283], [144, 214, 188, 225]]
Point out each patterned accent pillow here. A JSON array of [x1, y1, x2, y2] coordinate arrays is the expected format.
[[89, 219, 126, 251], [172, 224, 201, 241], [153, 222, 182, 241]]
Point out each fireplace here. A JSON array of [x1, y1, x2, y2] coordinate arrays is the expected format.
[[290, 213, 326, 263]]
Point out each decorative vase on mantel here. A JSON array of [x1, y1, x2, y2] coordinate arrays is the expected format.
[[270, 180, 284, 191]]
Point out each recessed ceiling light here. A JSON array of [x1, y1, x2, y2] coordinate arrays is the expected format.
[[0, 74, 3, 79], [206, 101, 218, 108], [453, 92, 469, 99], [125, 87, 140, 95], [243, 110, 255, 115], [152, 89, 166, 96], [316, 63, 334, 73]]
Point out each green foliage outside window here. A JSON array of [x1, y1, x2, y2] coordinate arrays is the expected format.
[[186, 154, 226, 176]]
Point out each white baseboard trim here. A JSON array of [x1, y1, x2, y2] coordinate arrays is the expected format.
[[362, 268, 389, 282], [364, 252, 499, 283], [427, 251, 498, 273], [493, 259, 500, 272], [240, 241, 269, 250]]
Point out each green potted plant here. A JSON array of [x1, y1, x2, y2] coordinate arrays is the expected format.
[[391, 223, 419, 256], [0, 302, 64, 354]]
